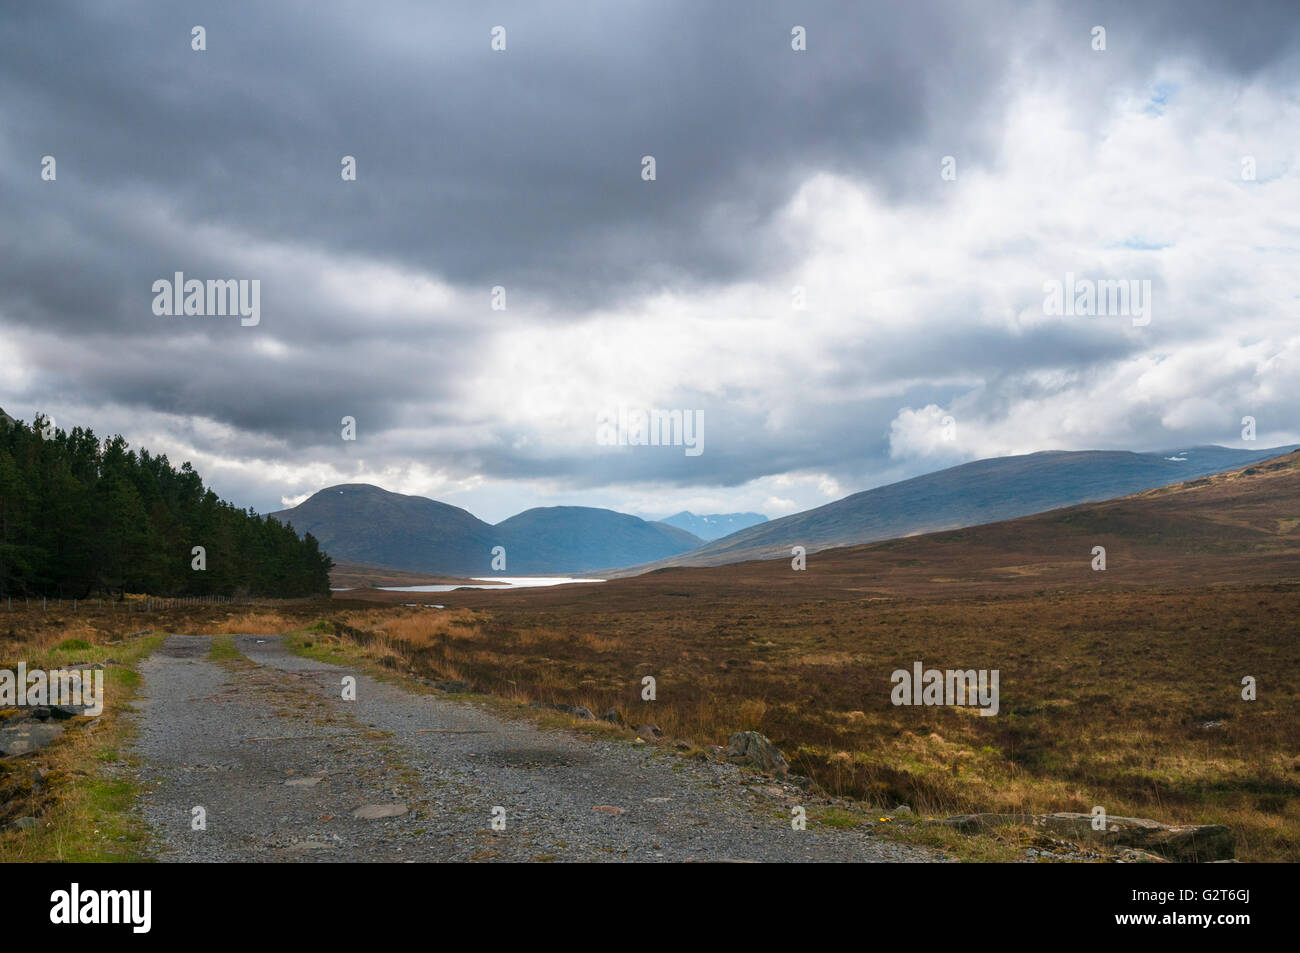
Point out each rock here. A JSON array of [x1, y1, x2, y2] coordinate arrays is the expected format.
[[429, 680, 472, 693], [600, 708, 623, 724], [10, 817, 37, 831], [636, 723, 663, 738], [937, 812, 1234, 862], [561, 705, 595, 720], [592, 805, 626, 815], [49, 704, 93, 720], [892, 804, 914, 815], [724, 731, 789, 776], [353, 803, 408, 819], [285, 777, 324, 787], [1118, 848, 1170, 863], [0, 721, 65, 757]]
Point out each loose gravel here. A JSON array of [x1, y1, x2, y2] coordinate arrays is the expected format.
[[130, 634, 945, 863]]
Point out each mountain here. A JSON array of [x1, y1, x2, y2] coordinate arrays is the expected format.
[[269, 485, 498, 575], [658, 511, 768, 541], [437, 448, 1300, 611], [623, 444, 1300, 571], [270, 488, 704, 575], [0, 407, 14, 427], [494, 507, 702, 573], [729, 445, 1300, 597]]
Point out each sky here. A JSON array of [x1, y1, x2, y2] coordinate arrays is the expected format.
[[2, 1, 1298, 524]]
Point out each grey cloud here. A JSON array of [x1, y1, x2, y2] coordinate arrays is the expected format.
[[2, 1, 1298, 514]]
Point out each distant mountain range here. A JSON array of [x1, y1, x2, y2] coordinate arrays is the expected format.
[[434, 448, 1300, 606], [658, 511, 768, 541], [620, 445, 1300, 572], [272, 445, 1297, 577], [269, 485, 702, 575]]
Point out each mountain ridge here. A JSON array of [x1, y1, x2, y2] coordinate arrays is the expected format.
[[270, 487, 703, 575], [612, 444, 1300, 573], [272, 444, 1297, 577], [658, 511, 768, 541]]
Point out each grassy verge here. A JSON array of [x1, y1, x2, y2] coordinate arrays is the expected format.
[[0, 632, 166, 862]]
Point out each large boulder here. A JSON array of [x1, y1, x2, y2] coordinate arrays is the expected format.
[[0, 720, 65, 757], [724, 731, 789, 776], [938, 812, 1234, 862]]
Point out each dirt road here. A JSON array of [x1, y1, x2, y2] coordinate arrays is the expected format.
[[129, 634, 941, 862]]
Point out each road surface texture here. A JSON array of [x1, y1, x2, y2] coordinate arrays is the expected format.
[[129, 634, 942, 862]]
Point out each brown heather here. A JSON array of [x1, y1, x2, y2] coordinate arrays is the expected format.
[[2, 453, 1296, 860]]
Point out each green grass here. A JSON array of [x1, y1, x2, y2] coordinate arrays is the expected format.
[[0, 632, 166, 862], [53, 637, 93, 652], [207, 636, 241, 661]]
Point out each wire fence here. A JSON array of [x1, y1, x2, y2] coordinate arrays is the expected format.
[[3, 594, 250, 611]]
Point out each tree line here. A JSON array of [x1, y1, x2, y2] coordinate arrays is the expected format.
[[0, 411, 332, 598]]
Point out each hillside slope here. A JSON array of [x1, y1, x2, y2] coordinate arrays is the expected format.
[[431, 449, 1300, 609], [627, 445, 1298, 571]]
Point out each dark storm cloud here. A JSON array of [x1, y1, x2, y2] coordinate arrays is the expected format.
[[1, 1, 1298, 511], [1, 0, 1013, 310]]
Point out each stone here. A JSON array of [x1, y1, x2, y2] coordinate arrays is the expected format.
[[936, 812, 1235, 862], [430, 680, 472, 693], [724, 731, 789, 776], [285, 776, 324, 787], [10, 817, 37, 831], [352, 803, 408, 819], [636, 723, 663, 738], [1118, 848, 1170, 863], [48, 704, 93, 720], [0, 721, 65, 757], [600, 708, 623, 724], [592, 805, 626, 815]]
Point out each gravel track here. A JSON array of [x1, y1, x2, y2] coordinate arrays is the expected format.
[[130, 634, 943, 863]]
